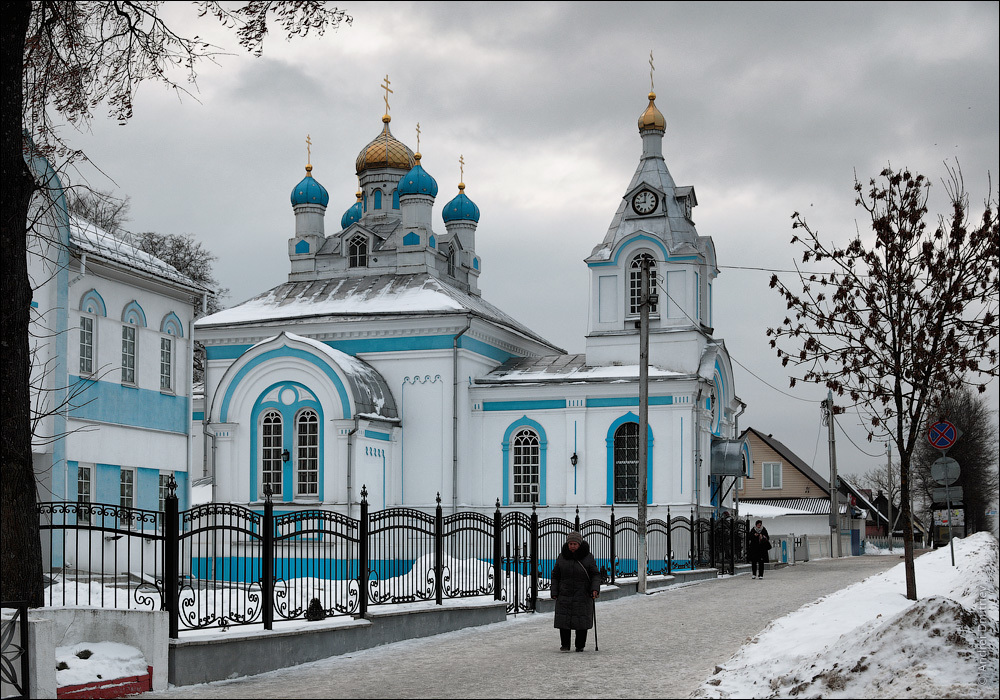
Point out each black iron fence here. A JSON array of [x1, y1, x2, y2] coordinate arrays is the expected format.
[[38, 483, 749, 633], [1, 601, 30, 700]]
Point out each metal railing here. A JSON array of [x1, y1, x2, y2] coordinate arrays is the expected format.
[[1, 601, 30, 700], [39, 485, 749, 633]]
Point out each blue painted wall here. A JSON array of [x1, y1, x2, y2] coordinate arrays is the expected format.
[[69, 376, 189, 434]]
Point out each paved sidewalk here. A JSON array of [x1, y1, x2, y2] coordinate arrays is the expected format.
[[146, 555, 906, 699]]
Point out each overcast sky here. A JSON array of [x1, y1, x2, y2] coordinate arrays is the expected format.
[[63, 2, 1000, 482]]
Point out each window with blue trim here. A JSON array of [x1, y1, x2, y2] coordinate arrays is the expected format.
[[392, 189, 399, 209], [349, 234, 368, 267], [160, 337, 172, 391], [121, 325, 136, 384], [373, 189, 382, 210], [296, 409, 319, 497], [512, 429, 540, 503], [80, 316, 94, 374], [261, 411, 283, 496], [78, 464, 92, 524], [613, 422, 639, 503], [628, 254, 657, 315]]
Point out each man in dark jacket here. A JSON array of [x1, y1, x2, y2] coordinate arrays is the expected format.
[[551, 531, 602, 651], [747, 519, 770, 579]]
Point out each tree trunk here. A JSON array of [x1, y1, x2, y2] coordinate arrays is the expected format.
[[0, 1, 45, 607], [899, 451, 917, 601]]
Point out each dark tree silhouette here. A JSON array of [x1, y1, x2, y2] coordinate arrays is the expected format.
[[768, 166, 999, 601], [2, 0, 350, 606]]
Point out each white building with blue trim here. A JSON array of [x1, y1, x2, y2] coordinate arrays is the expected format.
[[194, 90, 747, 520], [27, 146, 207, 519]]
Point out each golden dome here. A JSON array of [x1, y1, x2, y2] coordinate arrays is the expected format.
[[355, 116, 416, 173], [638, 91, 666, 132]]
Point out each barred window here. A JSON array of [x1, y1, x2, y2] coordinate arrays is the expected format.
[[613, 422, 639, 503], [512, 429, 540, 503], [296, 409, 319, 497], [121, 325, 136, 384], [628, 254, 657, 315], [78, 465, 92, 525], [80, 316, 94, 374], [159, 473, 171, 513], [160, 337, 172, 391], [349, 234, 368, 268], [261, 411, 283, 496]]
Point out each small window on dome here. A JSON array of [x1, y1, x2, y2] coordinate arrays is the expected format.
[[349, 234, 368, 268]]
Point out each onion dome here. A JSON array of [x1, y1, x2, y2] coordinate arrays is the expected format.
[[397, 153, 438, 198], [356, 115, 416, 173], [638, 91, 666, 132], [442, 183, 480, 223], [340, 190, 363, 229], [290, 165, 330, 207]]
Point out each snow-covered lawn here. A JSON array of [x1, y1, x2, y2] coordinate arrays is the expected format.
[[697, 532, 1000, 698]]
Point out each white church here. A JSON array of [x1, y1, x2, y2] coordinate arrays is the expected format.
[[192, 86, 748, 520]]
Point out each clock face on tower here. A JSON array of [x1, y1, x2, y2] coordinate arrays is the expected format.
[[632, 190, 658, 215]]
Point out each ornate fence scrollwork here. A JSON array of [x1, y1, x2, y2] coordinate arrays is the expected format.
[[1, 602, 29, 700]]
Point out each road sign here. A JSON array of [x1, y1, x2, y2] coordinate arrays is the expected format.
[[933, 486, 963, 503], [927, 421, 960, 450], [931, 457, 961, 486]]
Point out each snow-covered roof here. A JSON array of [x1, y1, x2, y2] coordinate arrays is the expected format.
[[476, 354, 687, 385], [195, 274, 559, 350], [737, 502, 813, 518], [70, 216, 209, 292]]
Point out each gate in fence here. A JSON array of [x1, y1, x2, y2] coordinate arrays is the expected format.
[[38, 481, 750, 634]]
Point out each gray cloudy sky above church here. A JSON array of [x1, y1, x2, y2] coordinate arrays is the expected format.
[[64, 2, 999, 477]]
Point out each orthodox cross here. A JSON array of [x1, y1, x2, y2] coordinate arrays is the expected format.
[[306, 134, 312, 164], [649, 50, 655, 92], [416, 122, 421, 152], [381, 74, 393, 115], [459, 154, 465, 183]]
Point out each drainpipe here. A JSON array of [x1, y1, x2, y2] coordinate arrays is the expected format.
[[346, 417, 360, 518], [733, 399, 746, 518], [694, 385, 703, 521], [452, 316, 472, 514]]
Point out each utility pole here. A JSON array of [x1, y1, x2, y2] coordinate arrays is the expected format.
[[823, 391, 840, 558], [637, 257, 652, 593]]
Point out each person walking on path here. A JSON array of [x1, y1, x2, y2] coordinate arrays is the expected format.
[[747, 519, 771, 579], [550, 531, 602, 652]]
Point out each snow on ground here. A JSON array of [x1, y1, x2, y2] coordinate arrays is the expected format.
[[696, 533, 1000, 699], [863, 540, 906, 556], [55, 641, 147, 686]]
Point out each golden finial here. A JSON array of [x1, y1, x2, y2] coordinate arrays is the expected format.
[[415, 122, 421, 161], [305, 134, 313, 176], [381, 74, 393, 122], [459, 154, 465, 188], [649, 50, 655, 93]]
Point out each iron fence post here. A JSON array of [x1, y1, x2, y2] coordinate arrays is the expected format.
[[666, 506, 672, 575], [530, 504, 538, 612], [164, 479, 179, 638], [689, 508, 696, 570], [710, 514, 716, 570], [359, 486, 369, 618], [493, 500, 502, 601], [435, 493, 443, 606], [574, 506, 580, 532], [609, 504, 617, 584], [730, 516, 736, 574], [262, 490, 274, 630]]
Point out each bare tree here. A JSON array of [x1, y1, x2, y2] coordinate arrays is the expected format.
[[767, 166, 999, 600], [3, 0, 350, 606], [66, 188, 132, 236]]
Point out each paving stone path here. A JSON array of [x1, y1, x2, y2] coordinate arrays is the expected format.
[[145, 555, 907, 699]]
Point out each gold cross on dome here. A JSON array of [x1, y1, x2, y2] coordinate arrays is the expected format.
[[306, 134, 312, 164], [416, 122, 421, 152], [381, 74, 393, 115], [649, 50, 655, 91], [459, 154, 465, 182]]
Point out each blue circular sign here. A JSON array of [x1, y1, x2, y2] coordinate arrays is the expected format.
[[927, 421, 958, 450]]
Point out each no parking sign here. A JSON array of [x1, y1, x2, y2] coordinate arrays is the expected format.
[[927, 421, 961, 452]]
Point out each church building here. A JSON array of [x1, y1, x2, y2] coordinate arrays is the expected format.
[[193, 85, 748, 520]]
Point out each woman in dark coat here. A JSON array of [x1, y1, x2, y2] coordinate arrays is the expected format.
[[550, 531, 602, 651], [747, 519, 770, 579]]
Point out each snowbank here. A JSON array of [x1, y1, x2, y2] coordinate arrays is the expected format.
[[697, 532, 1000, 698]]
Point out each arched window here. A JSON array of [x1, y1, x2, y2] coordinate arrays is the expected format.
[[628, 253, 658, 315], [296, 409, 319, 497], [261, 410, 283, 496], [447, 247, 456, 277], [349, 234, 368, 268], [613, 422, 639, 503], [512, 429, 540, 503], [373, 189, 382, 210]]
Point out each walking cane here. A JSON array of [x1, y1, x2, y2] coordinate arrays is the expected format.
[[592, 595, 599, 651]]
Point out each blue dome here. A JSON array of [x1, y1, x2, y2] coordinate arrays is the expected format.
[[442, 185, 480, 223], [398, 159, 438, 198], [290, 167, 330, 207], [341, 199, 363, 229]]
